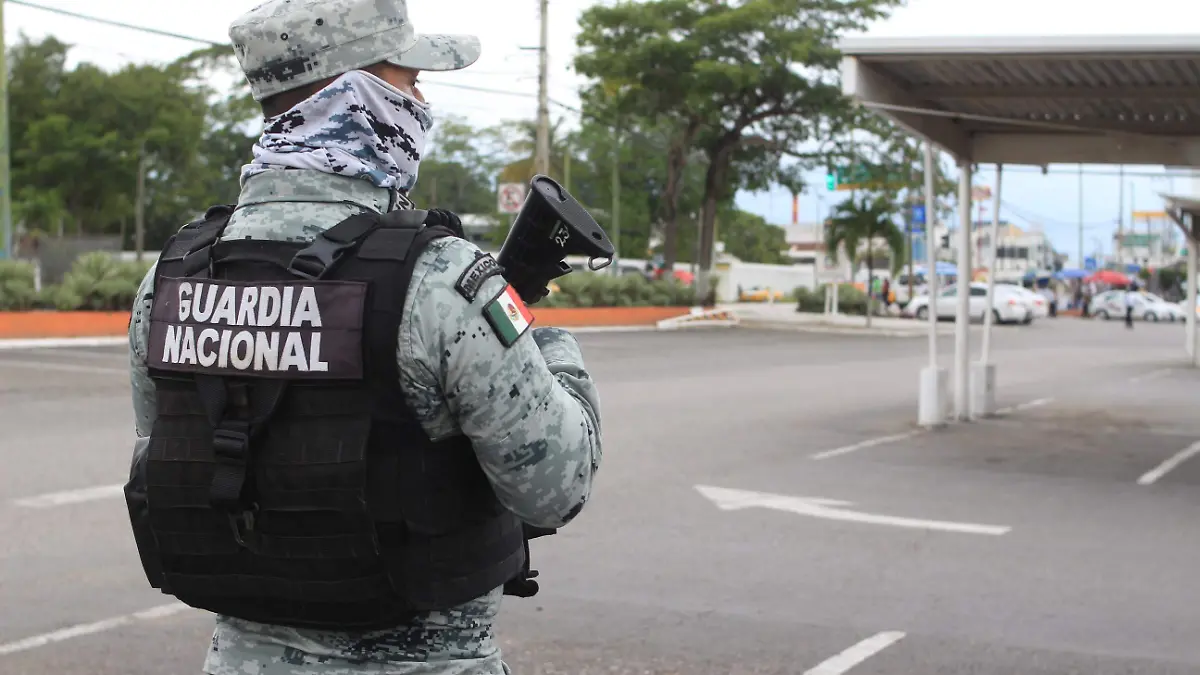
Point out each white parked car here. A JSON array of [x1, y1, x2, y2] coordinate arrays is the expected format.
[[903, 282, 1031, 324], [1089, 290, 1185, 322], [997, 284, 1048, 322]]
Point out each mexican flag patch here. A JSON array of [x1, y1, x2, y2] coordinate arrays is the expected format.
[[484, 284, 534, 347]]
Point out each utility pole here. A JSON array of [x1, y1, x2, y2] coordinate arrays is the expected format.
[[1077, 164, 1084, 268], [1116, 164, 1124, 266], [610, 126, 621, 275], [563, 143, 571, 192], [534, 0, 551, 177], [135, 143, 148, 261], [0, 0, 13, 260]]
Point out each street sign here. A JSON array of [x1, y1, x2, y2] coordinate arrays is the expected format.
[[826, 164, 909, 192], [1084, 256, 1098, 271], [911, 204, 926, 226], [695, 485, 1012, 536], [497, 183, 526, 214]]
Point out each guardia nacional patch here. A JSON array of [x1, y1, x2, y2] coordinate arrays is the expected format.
[[484, 284, 534, 347], [456, 251, 502, 301], [146, 277, 367, 379]]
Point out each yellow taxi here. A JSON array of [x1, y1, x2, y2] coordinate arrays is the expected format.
[[738, 286, 785, 302]]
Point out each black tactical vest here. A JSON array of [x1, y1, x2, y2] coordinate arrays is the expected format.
[[125, 205, 529, 630]]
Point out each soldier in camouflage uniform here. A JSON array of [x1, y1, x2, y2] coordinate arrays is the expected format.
[[124, 1, 603, 673]]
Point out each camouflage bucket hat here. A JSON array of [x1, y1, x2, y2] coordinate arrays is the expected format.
[[230, 0, 482, 101]]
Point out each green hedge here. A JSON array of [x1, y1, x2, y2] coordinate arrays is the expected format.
[[2, 257, 706, 312], [0, 253, 153, 311], [540, 272, 698, 308], [794, 283, 869, 316], [0, 259, 39, 311]]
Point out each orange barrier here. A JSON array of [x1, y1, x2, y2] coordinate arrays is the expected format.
[[0, 307, 698, 339], [0, 312, 131, 339], [531, 306, 694, 327]]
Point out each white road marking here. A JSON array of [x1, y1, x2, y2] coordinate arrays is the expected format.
[[995, 397, 1054, 416], [803, 631, 907, 675], [1138, 440, 1200, 486], [12, 483, 125, 508], [568, 325, 661, 333], [696, 485, 1011, 536], [1015, 397, 1054, 411], [0, 359, 124, 375], [1129, 368, 1173, 384], [811, 431, 922, 460], [0, 602, 192, 656], [0, 337, 127, 351]]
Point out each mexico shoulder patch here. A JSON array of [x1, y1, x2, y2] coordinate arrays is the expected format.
[[456, 251, 501, 301], [484, 284, 534, 347]]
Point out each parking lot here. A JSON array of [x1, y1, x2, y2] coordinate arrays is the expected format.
[[2, 317, 1199, 674]]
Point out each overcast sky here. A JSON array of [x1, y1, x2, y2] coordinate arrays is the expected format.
[[7, 0, 1200, 264]]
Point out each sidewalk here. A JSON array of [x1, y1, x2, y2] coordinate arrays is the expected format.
[[721, 303, 973, 337]]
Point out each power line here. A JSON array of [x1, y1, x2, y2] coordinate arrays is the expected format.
[[8, 0, 229, 47], [419, 80, 539, 100], [10, 0, 583, 116], [1000, 199, 1114, 231], [420, 79, 580, 112]]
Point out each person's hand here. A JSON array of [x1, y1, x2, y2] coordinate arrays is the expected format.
[[424, 208, 465, 239]]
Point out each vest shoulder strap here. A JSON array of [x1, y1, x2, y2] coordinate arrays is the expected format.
[[157, 204, 235, 278]]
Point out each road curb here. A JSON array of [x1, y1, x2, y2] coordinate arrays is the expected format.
[[0, 336, 129, 350], [738, 320, 929, 337], [0, 326, 681, 350]]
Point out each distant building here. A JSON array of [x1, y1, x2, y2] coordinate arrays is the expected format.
[[786, 220, 953, 283], [1113, 211, 1182, 270], [784, 222, 850, 282], [968, 220, 1059, 281]]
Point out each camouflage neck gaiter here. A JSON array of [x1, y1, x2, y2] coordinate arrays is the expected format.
[[241, 70, 434, 194]]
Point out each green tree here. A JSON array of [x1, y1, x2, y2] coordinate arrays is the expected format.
[[8, 36, 229, 250], [826, 194, 906, 322], [824, 116, 958, 299], [408, 115, 506, 215], [574, 0, 904, 301], [559, 114, 711, 263], [717, 208, 787, 264]]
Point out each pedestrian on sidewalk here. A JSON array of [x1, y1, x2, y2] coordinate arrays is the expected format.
[[1125, 284, 1137, 328]]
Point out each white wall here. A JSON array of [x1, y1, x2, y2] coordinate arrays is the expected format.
[[715, 260, 817, 301]]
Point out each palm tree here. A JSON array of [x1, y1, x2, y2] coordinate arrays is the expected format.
[[825, 194, 907, 326], [496, 118, 571, 184]]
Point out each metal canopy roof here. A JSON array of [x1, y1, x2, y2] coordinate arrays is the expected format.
[[1160, 193, 1200, 239], [839, 35, 1200, 166]]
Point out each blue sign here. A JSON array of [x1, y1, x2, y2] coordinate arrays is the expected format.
[[1084, 256, 1098, 271], [911, 204, 926, 226]]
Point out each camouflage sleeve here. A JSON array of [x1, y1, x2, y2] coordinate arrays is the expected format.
[[398, 238, 602, 530], [129, 263, 159, 438]]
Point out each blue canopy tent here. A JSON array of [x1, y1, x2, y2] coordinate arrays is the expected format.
[[914, 262, 958, 276], [1056, 268, 1089, 280]]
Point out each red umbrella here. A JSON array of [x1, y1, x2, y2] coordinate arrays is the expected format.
[[1084, 270, 1130, 285]]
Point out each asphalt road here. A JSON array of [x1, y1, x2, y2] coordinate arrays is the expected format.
[[2, 316, 1199, 674]]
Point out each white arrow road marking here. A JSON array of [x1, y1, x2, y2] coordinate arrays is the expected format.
[[695, 485, 1011, 536], [804, 631, 907, 675]]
